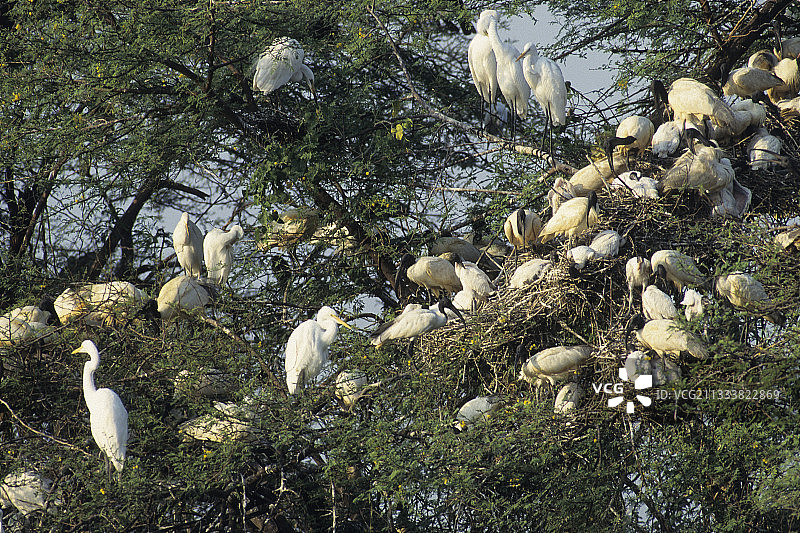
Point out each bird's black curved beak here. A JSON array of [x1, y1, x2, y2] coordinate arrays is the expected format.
[[440, 297, 465, 325]]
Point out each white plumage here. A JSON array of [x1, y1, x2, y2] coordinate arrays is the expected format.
[[661, 142, 734, 195], [625, 257, 651, 307], [554, 382, 582, 414], [748, 49, 779, 70], [203, 225, 244, 286], [503, 208, 541, 251], [487, 18, 529, 122], [75, 340, 128, 474], [428, 236, 483, 264], [680, 289, 706, 322], [173, 212, 204, 278], [179, 401, 257, 443], [627, 315, 707, 360], [370, 298, 462, 348], [748, 127, 782, 170], [509, 258, 553, 289], [153, 275, 214, 321], [651, 120, 683, 158], [335, 369, 369, 409], [651, 249, 705, 293], [454, 396, 502, 430], [517, 42, 567, 127], [519, 345, 593, 388], [642, 285, 678, 320], [588, 230, 621, 258], [285, 306, 350, 394], [723, 67, 783, 98], [468, 10, 499, 112], [0, 470, 57, 516], [615, 115, 655, 156], [611, 171, 659, 199], [54, 282, 144, 326], [566, 245, 597, 271], [774, 226, 800, 251], [768, 57, 800, 102], [548, 177, 575, 216], [539, 192, 598, 247], [454, 258, 495, 303], [253, 37, 314, 95], [715, 272, 784, 325], [667, 77, 734, 130], [396, 254, 462, 297], [568, 154, 628, 196]]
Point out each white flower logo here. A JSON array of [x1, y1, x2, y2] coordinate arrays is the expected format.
[[608, 353, 653, 413]]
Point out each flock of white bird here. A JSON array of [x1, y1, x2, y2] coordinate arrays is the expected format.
[[2, 13, 799, 520]]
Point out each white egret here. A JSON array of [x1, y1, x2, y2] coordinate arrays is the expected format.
[[519, 345, 593, 389], [395, 254, 462, 301], [625, 256, 651, 307], [516, 41, 567, 151], [0, 470, 58, 516], [509, 257, 553, 289], [626, 315, 707, 360], [651, 250, 705, 295], [285, 306, 351, 395], [173, 212, 204, 278], [642, 285, 678, 320], [468, 10, 499, 118], [74, 340, 128, 474], [715, 272, 784, 325], [747, 127, 782, 170], [486, 17, 529, 137], [454, 396, 502, 431], [539, 192, 598, 247], [681, 289, 707, 322], [253, 37, 315, 96], [335, 369, 369, 409], [369, 297, 464, 349], [203, 225, 244, 287]]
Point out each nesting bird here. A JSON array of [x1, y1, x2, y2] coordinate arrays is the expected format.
[[518, 345, 594, 389], [204, 225, 244, 286], [508, 257, 553, 289], [179, 401, 258, 443], [722, 66, 784, 98], [651, 120, 684, 158], [626, 315, 707, 360], [667, 77, 734, 130], [681, 289, 707, 322], [74, 340, 128, 474], [54, 282, 145, 327], [503, 208, 542, 253], [715, 272, 784, 325], [395, 253, 462, 300], [335, 369, 369, 409], [253, 37, 315, 96], [553, 382, 582, 414], [611, 171, 659, 199], [285, 306, 351, 394], [660, 131, 734, 195], [145, 275, 215, 321], [0, 470, 58, 516], [566, 245, 598, 271], [568, 154, 628, 196], [642, 285, 678, 320], [614, 115, 655, 159], [651, 250, 705, 294], [626, 256, 651, 307], [538, 192, 598, 248], [173, 212, 204, 278], [369, 298, 464, 349], [748, 127, 783, 170], [454, 396, 503, 431], [453, 257, 496, 303]]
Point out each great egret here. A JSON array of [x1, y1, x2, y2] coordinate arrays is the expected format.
[[453, 256, 495, 303], [335, 369, 369, 409], [503, 208, 542, 255], [715, 272, 784, 325], [642, 285, 678, 320], [454, 396, 502, 431], [204, 225, 244, 287], [747, 127, 782, 170], [468, 10, 499, 119], [626, 315, 707, 360], [394, 254, 462, 301], [539, 192, 598, 247], [285, 306, 351, 395], [54, 282, 144, 326], [173, 212, 204, 278], [651, 250, 705, 295], [508, 257, 553, 289], [722, 67, 783, 98], [667, 77, 734, 130], [486, 17, 529, 138], [680, 289, 707, 322], [369, 297, 464, 349], [74, 340, 128, 475], [253, 37, 315, 96], [519, 345, 593, 389], [0, 470, 58, 516], [516, 41, 567, 152], [625, 256, 651, 307]]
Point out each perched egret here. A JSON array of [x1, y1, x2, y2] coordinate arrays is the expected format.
[[468, 10, 499, 118], [651, 250, 705, 295], [369, 297, 464, 349], [715, 272, 784, 325], [74, 340, 128, 474], [335, 369, 369, 409], [642, 285, 679, 320], [509, 257, 553, 289], [204, 225, 244, 287], [539, 192, 598, 247], [518, 345, 593, 389], [454, 396, 502, 431], [394, 254, 462, 301], [285, 306, 351, 394], [516, 41, 567, 151], [0, 470, 58, 516], [173, 212, 204, 278], [626, 256, 651, 307], [487, 17, 529, 137], [626, 315, 707, 360], [253, 37, 315, 96]]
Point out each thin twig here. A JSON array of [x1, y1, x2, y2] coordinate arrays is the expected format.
[[0, 398, 92, 456]]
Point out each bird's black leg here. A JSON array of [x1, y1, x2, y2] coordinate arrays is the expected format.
[[406, 338, 415, 358]]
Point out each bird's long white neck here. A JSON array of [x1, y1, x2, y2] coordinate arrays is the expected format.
[[486, 19, 504, 59], [318, 318, 340, 346], [83, 352, 100, 399]]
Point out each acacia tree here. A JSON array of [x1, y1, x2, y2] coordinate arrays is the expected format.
[[0, 0, 798, 531]]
